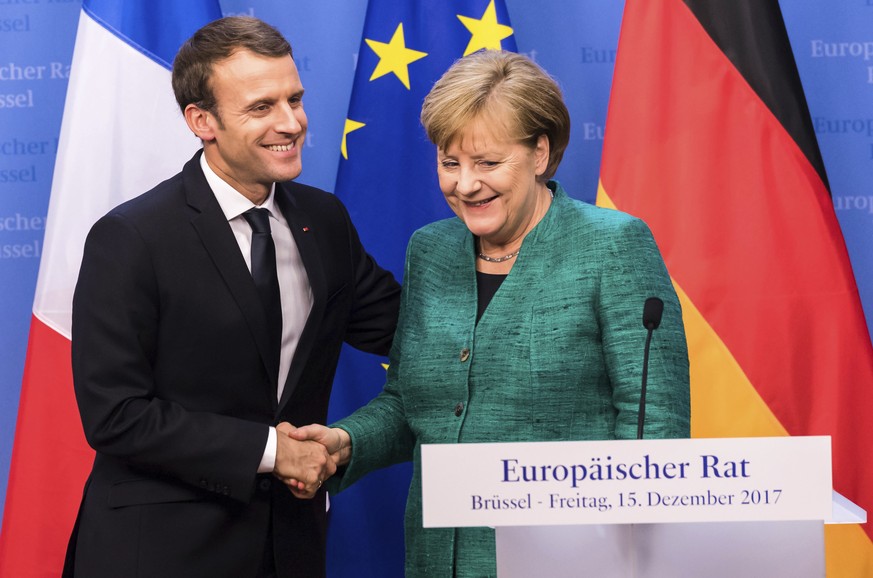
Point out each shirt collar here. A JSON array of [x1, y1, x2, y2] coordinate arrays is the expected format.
[[200, 152, 278, 221]]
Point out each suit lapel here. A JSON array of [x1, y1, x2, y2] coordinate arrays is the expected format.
[[274, 185, 326, 412], [182, 153, 280, 405]]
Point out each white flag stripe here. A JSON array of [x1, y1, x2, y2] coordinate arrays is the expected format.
[[35, 10, 200, 338]]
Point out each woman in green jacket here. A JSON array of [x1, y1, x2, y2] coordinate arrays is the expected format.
[[289, 50, 690, 577]]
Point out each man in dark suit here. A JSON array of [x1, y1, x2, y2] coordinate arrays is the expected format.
[[63, 16, 400, 578]]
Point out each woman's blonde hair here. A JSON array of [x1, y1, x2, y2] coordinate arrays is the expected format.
[[421, 50, 570, 180]]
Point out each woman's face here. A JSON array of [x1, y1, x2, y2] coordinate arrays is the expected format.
[[436, 115, 549, 250]]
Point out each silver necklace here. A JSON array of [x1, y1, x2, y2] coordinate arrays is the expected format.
[[477, 249, 520, 263]]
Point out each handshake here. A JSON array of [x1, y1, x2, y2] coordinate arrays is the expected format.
[[272, 422, 352, 499]]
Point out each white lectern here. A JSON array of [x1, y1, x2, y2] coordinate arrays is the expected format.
[[420, 437, 865, 578]]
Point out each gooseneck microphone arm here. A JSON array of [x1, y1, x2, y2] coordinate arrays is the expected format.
[[637, 297, 664, 440]]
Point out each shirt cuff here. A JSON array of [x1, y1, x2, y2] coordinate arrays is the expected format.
[[258, 426, 277, 473]]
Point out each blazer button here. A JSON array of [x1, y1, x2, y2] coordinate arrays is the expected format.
[[459, 348, 470, 362], [258, 478, 272, 492], [454, 402, 464, 417]]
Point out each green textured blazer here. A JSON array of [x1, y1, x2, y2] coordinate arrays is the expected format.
[[334, 181, 690, 577]]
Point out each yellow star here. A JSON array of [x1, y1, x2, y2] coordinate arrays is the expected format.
[[341, 118, 366, 160], [457, 0, 514, 56], [365, 23, 428, 89]]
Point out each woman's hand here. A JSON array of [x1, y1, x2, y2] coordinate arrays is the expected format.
[[290, 423, 352, 467]]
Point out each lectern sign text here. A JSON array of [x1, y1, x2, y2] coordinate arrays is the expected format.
[[420, 437, 831, 527]]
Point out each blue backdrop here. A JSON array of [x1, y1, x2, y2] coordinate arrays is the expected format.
[[2, 0, 872, 549]]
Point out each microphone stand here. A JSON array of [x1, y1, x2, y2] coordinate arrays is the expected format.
[[637, 297, 663, 440], [637, 326, 654, 440]]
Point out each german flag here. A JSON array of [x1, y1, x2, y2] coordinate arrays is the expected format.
[[597, 1, 873, 574]]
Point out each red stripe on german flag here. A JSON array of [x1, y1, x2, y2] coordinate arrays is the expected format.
[[598, 1, 873, 574]]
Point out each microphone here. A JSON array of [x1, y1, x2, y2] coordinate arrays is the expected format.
[[637, 297, 664, 439], [642, 297, 664, 331]]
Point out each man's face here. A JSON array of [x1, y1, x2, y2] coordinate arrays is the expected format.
[[201, 49, 307, 203]]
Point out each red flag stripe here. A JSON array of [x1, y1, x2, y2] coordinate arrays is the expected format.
[[0, 316, 93, 576], [597, 184, 791, 439]]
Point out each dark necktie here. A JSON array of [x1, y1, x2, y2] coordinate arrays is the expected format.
[[242, 208, 282, 380]]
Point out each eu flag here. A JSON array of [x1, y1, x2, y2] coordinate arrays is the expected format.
[[327, 1, 516, 576]]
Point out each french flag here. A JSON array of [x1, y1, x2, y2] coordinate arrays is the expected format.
[[0, 1, 221, 575]]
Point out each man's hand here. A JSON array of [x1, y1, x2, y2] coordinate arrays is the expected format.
[[273, 422, 336, 499]]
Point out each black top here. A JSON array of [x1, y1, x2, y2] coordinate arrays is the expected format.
[[476, 271, 507, 322]]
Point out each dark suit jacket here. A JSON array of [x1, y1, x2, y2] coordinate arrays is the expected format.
[[64, 151, 400, 578]]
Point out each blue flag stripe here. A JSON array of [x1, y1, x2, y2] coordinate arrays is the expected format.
[[83, 0, 222, 70]]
